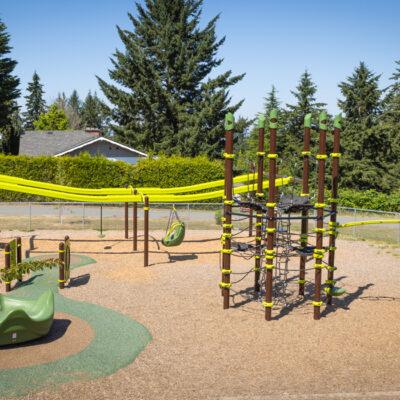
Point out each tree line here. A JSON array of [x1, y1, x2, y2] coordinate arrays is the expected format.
[[0, 0, 399, 193]]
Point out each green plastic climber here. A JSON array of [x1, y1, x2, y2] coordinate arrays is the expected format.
[[0, 289, 54, 346]]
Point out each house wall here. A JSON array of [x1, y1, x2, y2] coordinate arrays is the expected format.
[[67, 141, 145, 164]]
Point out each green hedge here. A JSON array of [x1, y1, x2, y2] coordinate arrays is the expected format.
[[0, 154, 224, 202], [339, 189, 400, 213]]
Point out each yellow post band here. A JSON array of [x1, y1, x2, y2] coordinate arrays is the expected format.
[[330, 152, 342, 158], [264, 249, 275, 255], [316, 154, 328, 160], [265, 255, 275, 260], [223, 153, 235, 159], [220, 249, 233, 254], [262, 301, 274, 308], [255, 222, 262, 227], [221, 269, 232, 275], [257, 151, 265, 156], [58, 250, 65, 253], [297, 279, 306, 284], [267, 153, 278, 159], [255, 192, 264, 197], [219, 282, 232, 289], [256, 213, 263, 217], [312, 301, 323, 307], [143, 207, 150, 211], [254, 255, 261, 259], [224, 200, 234, 205], [266, 202, 276, 207], [266, 228, 276, 233], [4, 251, 10, 255], [314, 203, 326, 208], [300, 193, 309, 197], [325, 279, 336, 285], [4, 281, 11, 285], [255, 236, 262, 241], [265, 264, 275, 270], [58, 279, 66, 283], [328, 221, 339, 227], [301, 151, 311, 156], [314, 263, 324, 269], [222, 223, 233, 228], [326, 265, 337, 271], [313, 228, 326, 233]]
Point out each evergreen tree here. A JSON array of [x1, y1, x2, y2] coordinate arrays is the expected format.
[[66, 90, 82, 129], [338, 63, 392, 191], [23, 71, 46, 130], [34, 104, 69, 130], [0, 19, 20, 151], [285, 70, 326, 140], [80, 91, 109, 131], [97, 0, 247, 157], [338, 62, 381, 126], [2, 104, 22, 154], [264, 85, 280, 116]]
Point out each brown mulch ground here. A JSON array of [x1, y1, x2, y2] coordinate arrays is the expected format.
[[1, 229, 400, 399]]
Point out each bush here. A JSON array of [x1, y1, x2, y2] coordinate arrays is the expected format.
[[0, 154, 224, 201], [339, 189, 400, 212]]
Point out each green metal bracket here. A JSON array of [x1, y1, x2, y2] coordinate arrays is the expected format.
[[333, 114, 342, 130], [225, 112, 235, 131], [319, 111, 327, 130], [304, 113, 312, 128], [258, 114, 266, 129], [269, 109, 278, 129]]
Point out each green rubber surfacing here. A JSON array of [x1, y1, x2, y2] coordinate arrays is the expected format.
[[0, 254, 152, 398]]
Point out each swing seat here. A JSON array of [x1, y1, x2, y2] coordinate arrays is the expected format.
[[162, 221, 185, 247], [324, 286, 346, 297], [0, 289, 54, 346]]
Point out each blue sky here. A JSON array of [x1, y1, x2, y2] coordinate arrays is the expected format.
[[1, 0, 399, 119]]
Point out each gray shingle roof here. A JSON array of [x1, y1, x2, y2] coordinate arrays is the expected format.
[[19, 130, 98, 156]]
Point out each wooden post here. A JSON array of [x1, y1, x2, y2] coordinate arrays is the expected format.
[[144, 196, 149, 267], [313, 112, 328, 320], [264, 109, 278, 321], [4, 243, 11, 292], [16, 236, 22, 282], [299, 114, 312, 295], [59, 241, 65, 289], [326, 115, 342, 305], [248, 208, 253, 237], [133, 189, 138, 251], [124, 202, 129, 239], [254, 115, 265, 292], [221, 113, 234, 309]]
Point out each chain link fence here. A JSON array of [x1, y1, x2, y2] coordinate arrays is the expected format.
[[0, 202, 399, 245]]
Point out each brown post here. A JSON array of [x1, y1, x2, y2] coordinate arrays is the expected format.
[[254, 115, 265, 292], [4, 243, 11, 292], [144, 196, 149, 267], [248, 208, 253, 237], [16, 236, 22, 282], [326, 115, 342, 305], [299, 114, 312, 295], [59, 241, 65, 289], [124, 202, 129, 239], [313, 112, 328, 320], [264, 109, 278, 321], [133, 189, 138, 251], [221, 113, 234, 309]]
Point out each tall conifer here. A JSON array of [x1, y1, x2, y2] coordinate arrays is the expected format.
[[23, 71, 46, 130]]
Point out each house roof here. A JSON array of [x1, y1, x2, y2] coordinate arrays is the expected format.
[[19, 130, 147, 158]]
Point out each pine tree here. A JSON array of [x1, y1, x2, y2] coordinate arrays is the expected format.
[[338, 62, 392, 191], [264, 85, 280, 116], [338, 62, 381, 126], [34, 104, 69, 130], [23, 71, 46, 130], [2, 103, 22, 154], [285, 70, 326, 140], [97, 0, 246, 157], [66, 90, 82, 129], [81, 91, 109, 131], [0, 19, 20, 152]]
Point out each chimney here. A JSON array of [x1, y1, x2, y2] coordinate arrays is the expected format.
[[85, 128, 102, 137]]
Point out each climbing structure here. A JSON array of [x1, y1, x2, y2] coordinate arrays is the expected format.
[[220, 110, 345, 320]]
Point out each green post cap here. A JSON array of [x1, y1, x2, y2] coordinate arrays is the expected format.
[[333, 114, 342, 129], [304, 113, 312, 128], [258, 115, 266, 129], [269, 109, 278, 129], [319, 111, 327, 130], [225, 112, 234, 131]]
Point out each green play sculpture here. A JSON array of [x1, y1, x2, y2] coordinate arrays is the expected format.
[[0, 289, 54, 346]]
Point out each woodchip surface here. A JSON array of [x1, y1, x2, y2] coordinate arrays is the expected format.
[[1, 229, 400, 400]]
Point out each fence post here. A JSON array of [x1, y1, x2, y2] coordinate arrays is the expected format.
[[133, 190, 138, 251], [28, 202, 32, 231], [99, 204, 104, 237], [16, 236, 22, 282], [187, 203, 190, 230], [82, 203, 85, 228], [144, 196, 149, 267], [4, 243, 11, 292], [59, 241, 65, 289], [124, 202, 129, 239], [353, 208, 357, 238]]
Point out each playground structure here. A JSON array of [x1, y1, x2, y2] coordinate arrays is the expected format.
[[219, 110, 400, 321]]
